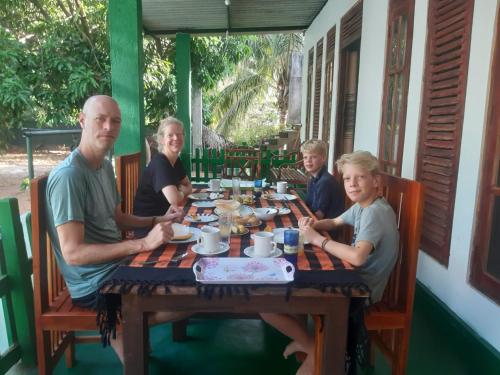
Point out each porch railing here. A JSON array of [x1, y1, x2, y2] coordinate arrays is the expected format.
[[189, 147, 300, 182], [0, 199, 36, 373]]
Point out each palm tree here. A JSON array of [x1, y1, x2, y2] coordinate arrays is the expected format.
[[211, 33, 303, 137]]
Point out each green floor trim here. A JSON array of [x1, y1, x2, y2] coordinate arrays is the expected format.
[[415, 281, 500, 374]]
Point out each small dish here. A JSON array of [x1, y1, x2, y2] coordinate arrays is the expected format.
[[243, 246, 282, 258], [191, 242, 230, 256], [243, 219, 262, 228], [193, 201, 217, 208]]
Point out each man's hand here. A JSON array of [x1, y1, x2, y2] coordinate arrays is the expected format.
[[164, 205, 185, 223], [140, 221, 174, 252]]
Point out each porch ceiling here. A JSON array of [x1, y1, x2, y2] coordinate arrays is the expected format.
[[141, 0, 328, 36]]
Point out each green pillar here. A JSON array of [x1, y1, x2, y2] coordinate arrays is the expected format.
[[176, 33, 192, 174], [109, 0, 145, 161]]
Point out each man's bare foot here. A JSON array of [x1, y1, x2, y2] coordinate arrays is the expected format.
[[284, 340, 307, 358], [296, 353, 314, 375]]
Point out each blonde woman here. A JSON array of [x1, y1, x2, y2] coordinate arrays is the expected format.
[[133, 117, 192, 237]]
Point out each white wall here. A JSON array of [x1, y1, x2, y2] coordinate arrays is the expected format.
[[415, 0, 500, 352], [303, 0, 500, 352], [302, 0, 358, 171]]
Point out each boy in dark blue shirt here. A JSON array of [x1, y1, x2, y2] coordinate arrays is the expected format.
[[302, 140, 344, 235]]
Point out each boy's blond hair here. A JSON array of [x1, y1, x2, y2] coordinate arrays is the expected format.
[[156, 116, 184, 151], [300, 139, 328, 158], [336, 150, 380, 175]]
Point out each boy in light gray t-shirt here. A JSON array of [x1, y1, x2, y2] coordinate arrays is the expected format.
[[340, 197, 398, 303]]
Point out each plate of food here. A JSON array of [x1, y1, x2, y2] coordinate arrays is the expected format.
[[185, 213, 218, 223], [169, 224, 201, 243], [234, 214, 262, 228], [231, 194, 254, 205], [214, 199, 241, 213], [231, 224, 250, 236], [277, 207, 291, 215], [214, 204, 253, 217], [262, 193, 297, 201]]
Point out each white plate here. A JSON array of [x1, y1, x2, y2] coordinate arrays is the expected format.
[[265, 193, 297, 201], [207, 188, 225, 193], [272, 228, 310, 244], [193, 257, 294, 284], [192, 242, 230, 256], [243, 246, 282, 258], [214, 204, 253, 217], [189, 192, 224, 200], [169, 227, 202, 244], [277, 207, 291, 215], [185, 214, 219, 223], [193, 201, 217, 208]]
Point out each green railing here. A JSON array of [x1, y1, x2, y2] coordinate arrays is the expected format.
[[189, 147, 299, 182], [0, 199, 36, 373]]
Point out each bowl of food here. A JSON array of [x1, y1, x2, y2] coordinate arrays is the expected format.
[[253, 207, 278, 221]]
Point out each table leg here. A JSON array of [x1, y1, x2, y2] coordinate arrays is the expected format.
[[122, 294, 148, 375], [319, 297, 350, 375]]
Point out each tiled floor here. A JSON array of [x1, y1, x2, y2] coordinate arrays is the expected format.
[[7, 292, 495, 375]]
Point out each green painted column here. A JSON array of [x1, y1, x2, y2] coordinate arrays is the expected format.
[[176, 33, 192, 174], [109, 0, 145, 161]]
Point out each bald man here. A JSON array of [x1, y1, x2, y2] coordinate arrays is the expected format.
[[46, 95, 185, 361]]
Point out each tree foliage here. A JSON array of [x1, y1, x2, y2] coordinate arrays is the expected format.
[[0, 0, 250, 151], [209, 33, 303, 139]]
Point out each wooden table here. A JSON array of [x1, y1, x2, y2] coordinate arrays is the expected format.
[[103, 188, 368, 374]]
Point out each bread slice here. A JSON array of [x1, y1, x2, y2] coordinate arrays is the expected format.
[[172, 223, 192, 241]]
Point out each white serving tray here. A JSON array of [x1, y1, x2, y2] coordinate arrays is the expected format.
[[193, 257, 295, 284]]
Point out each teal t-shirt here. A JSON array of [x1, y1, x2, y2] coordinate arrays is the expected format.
[[340, 197, 399, 303], [46, 149, 122, 298]]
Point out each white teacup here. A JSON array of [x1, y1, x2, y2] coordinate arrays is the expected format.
[[277, 181, 287, 194], [252, 231, 277, 257], [197, 226, 221, 253], [209, 179, 221, 191]]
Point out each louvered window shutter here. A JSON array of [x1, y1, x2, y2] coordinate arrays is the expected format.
[[416, 0, 474, 265], [312, 38, 324, 139], [305, 48, 314, 140], [322, 27, 336, 144]]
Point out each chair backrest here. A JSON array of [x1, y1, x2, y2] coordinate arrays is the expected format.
[[377, 173, 424, 312], [30, 175, 68, 316], [116, 152, 141, 215], [223, 148, 262, 180]]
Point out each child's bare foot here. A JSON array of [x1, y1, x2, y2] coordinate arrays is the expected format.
[[296, 353, 314, 375], [284, 340, 306, 358]]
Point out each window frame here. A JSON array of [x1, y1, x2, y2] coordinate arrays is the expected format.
[[378, 0, 415, 176], [470, 4, 500, 303]]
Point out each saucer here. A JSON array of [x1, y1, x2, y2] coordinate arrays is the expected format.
[[277, 207, 291, 215], [192, 242, 230, 256], [243, 246, 282, 258], [193, 201, 217, 208]]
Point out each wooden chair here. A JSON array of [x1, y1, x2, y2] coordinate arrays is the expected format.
[[116, 152, 141, 215], [31, 175, 99, 375], [222, 148, 262, 180], [269, 150, 308, 186], [314, 173, 424, 375]]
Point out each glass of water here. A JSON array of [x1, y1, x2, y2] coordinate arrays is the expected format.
[[232, 177, 241, 200], [218, 212, 232, 246]]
